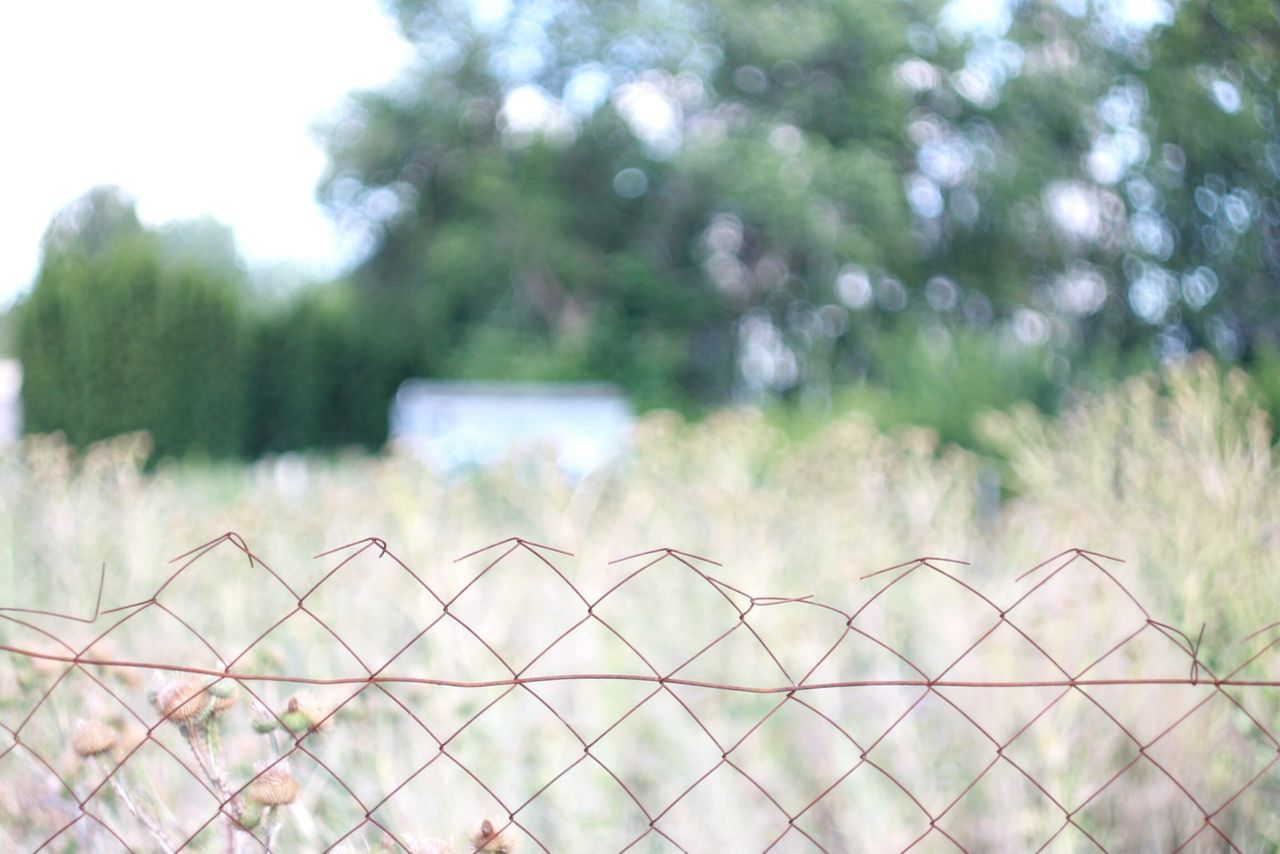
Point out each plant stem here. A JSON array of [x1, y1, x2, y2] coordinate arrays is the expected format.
[[262, 805, 282, 850], [206, 716, 225, 782], [181, 719, 245, 854], [267, 729, 284, 761], [182, 721, 231, 800], [204, 719, 242, 854], [95, 757, 175, 851]]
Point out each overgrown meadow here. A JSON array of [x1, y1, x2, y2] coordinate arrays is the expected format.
[[2, 357, 1278, 851]]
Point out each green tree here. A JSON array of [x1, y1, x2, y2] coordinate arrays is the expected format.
[[871, 0, 1280, 368], [320, 0, 928, 405], [246, 284, 395, 454], [1135, 0, 1280, 357], [323, 0, 1280, 417], [17, 187, 249, 458]]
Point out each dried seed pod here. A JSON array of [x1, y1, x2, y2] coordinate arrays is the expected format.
[[472, 819, 517, 853], [71, 719, 117, 758], [249, 767, 299, 806], [153, 677, 209, 723]]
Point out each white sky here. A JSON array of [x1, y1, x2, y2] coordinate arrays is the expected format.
[[0, 2, 413, 306]]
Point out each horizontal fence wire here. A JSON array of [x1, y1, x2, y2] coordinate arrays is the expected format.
[[2, 534, 1279, 852]]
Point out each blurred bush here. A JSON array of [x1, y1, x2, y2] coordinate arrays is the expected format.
[[16, 189, 399, 458], [17, 189, 248, 459], [246, 285, 395, 455]]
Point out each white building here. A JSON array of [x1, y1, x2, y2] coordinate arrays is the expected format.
[[0, 359, 20, 444], [389, 380, 633, 476]]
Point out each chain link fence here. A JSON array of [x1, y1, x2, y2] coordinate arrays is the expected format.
[[2, 534, 1278, 852]]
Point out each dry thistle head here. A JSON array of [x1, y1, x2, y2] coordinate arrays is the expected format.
[[71, 719, 117, 758], [249, 767, 299, 806], [152, 676, 209, 723], [472, 819, 517, 853]]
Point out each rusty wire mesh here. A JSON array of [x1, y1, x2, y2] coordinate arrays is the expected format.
[[2, 533, 1280, 852]]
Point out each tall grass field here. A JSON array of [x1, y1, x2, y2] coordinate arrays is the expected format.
[[2, 357, 1278, 851]]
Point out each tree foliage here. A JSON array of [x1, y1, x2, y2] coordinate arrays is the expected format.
[[17, 188, 248, 458], [322, 0, 1280, 405], [14, 0, 1280, 457], [246, 285, 394, 455]]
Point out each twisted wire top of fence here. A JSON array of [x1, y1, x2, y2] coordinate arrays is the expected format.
[[2, 534, 1279, 853]]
